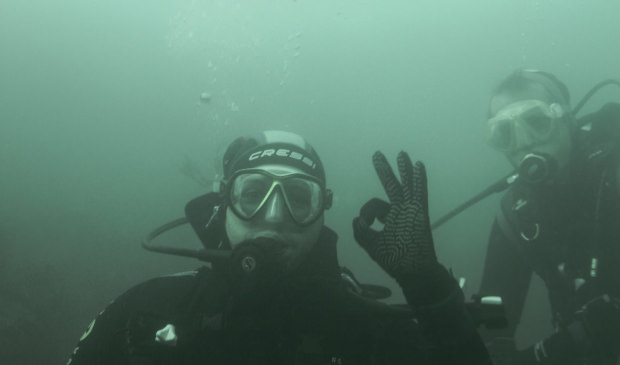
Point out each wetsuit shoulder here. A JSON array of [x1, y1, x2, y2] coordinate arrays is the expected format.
[[68, 268, 215, 364], [120, 269, 204, 307]]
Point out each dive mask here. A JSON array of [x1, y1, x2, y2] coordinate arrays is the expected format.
[[485, 99, 564, 152], [224, 168, 332, 225]]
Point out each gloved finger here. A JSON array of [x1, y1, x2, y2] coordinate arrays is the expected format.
[[359, 198, 391, 226], [372, 151, 403, 204], [352, 216, 381, 253], [397, 151, 414, 204], [412, 160, 429, 215]]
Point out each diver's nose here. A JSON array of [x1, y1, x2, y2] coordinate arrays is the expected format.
[[263, 190, 286, 224]]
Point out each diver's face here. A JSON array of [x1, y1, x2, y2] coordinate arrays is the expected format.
[[488, 84, 572, 177], [225, 165, 323, 271]]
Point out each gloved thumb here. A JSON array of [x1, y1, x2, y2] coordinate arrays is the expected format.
[[358, 198, 391, 226]]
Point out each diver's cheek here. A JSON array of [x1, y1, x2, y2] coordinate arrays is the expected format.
[[225, 208, 256, 248], [546, 125, 572, 171]]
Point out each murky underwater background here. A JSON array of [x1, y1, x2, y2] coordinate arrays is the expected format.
[[1, 1, 619, 363]]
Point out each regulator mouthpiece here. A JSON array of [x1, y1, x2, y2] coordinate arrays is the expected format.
[[518, 153, 558, 184]]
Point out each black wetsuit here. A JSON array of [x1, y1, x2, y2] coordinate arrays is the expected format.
[[479, 103, 620, 364], [68, 227, 491, 365]]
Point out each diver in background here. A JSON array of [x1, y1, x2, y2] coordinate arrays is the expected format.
[[67, 130, 491, 364], [479, 69, 620, 364]]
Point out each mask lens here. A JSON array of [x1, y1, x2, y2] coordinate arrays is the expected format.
[[486, 119, 514, 151], [520, 107, 554, 139], [282, 177, 323, 224], [230, 173, 272, 218], [228, 170, 325, 224], [486, 100, 560, 151]]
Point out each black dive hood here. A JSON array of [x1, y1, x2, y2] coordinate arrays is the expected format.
[[431, 78, 620, 230]]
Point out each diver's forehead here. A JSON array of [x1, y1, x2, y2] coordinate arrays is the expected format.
[[490, 84, 551, 117]]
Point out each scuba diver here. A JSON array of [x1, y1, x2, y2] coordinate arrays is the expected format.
[[67, 130, 492, 364], [478, 69, 620, 364]]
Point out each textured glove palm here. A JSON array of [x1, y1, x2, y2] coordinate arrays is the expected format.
[[353, 151, 437, 277]]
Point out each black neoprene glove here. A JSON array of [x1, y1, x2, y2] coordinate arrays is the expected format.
[[353, 151, 455, 306], [353, 151, 436, 274]]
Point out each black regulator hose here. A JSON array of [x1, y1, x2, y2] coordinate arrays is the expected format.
[[141, 217, 231, 262], [573, 79, 620, 121], [431, 171, 518, 230]]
